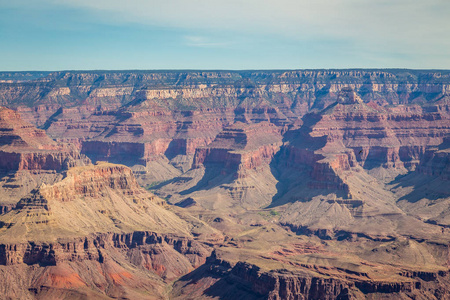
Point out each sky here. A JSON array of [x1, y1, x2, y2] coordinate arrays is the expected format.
[[0, 0, 449, 71]]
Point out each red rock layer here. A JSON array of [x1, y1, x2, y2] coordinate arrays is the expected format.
[[0, 106, 88, 171], [0, 150, 86, 171], [39, 163, 145, 201], [172, 252, 450, 300], [3, 70, 448, 167], [282, 88, 450, 197], [0, 106, 56, 150], [416, 138, 450, 180], [0, 231, 211, 299], [0, 231, 209, 269], [192, 122, 283, 175]]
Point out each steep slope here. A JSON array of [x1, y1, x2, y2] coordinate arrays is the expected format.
[[394, 137, 450, 227], [1, 72, 450, 299], [2, 69, 449, 187], [0, 106, 90, 214], [155, 121, 283, 210], [167, 89, 450, 299], [0, 162, 218, 299], [0, 162, 192, 242], [275, 87, 450, 239], [0, 107, 220, 299]]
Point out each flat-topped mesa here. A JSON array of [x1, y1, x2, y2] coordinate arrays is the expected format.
[[336, 87, 363, 104], [0, 158, 218, 299], [7, 164, 144, 214], [40, 162, 145, 202], [193, 122, 283, 172], [0, 161, 203, 243]]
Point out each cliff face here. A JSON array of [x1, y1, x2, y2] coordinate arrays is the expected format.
[[279, 88, 449, 197], [1, 70, 450, 299], [154, 122, 283, 210], [0, 106, 92, 216], [0, 106, 89, 172], [172, 249, 450, 300], [37, 163, 144, 201], [1, 69, 449, 177], [416, 138, 450, 180], [0, 106, 56, 150], [267, 88, 450, 241], [0, 231, 211, 299], [192, 121, 283, 173], [0, 161, 217, 299], [2, 70, 450, 113]]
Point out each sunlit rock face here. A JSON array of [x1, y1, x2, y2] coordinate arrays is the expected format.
[[1, 70, 450, 299]]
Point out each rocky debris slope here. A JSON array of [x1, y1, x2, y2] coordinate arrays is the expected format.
[[172, 242, 450, 300], [1, 71, 450, 299], [155, 121, 283, 210], [274, 87, 449, 240], [0, 106, 91, 214], [0, 162, 197, 242], [0, 162, 218, 299]]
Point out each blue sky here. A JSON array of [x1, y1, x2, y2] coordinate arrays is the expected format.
[[1, 0, 449, 71]]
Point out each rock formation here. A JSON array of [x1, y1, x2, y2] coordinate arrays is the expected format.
[[0, 161, 218, 299], [155, 121, 283, 210], [0, 70, 450, 299], [0, 106, 91, 215], [1, 69, 449, 186]]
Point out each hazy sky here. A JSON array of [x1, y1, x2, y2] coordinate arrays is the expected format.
[[1, 0, 449, 70]]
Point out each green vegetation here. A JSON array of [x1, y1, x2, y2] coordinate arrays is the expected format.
[[145, 181, 163, 190], [269, 210, 279, 216], [258, 209, 280, 219]]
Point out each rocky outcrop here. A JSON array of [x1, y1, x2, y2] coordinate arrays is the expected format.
[[193, 122, 283, 175], [416, 138, 450, 180], [0, 106, 56, 150], [0, 160, 217, 299], [0, 231, 209, 270], [280, 87, 450, 197], [0, 106, 90, 172], [172, 251, 450, 300], [0, 231, 211, 299], [1, 70, 449, 174], [0, 150, 88, 171], [0, 161, 208, 245], [26, 163, 145, 202]]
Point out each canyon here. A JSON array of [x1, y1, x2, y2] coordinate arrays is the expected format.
[[0, 69, 449, 299]]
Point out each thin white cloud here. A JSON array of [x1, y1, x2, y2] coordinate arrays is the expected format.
[[184, 35, 231, 48], [14, 0, 450, 67], [48, 1, 449, 40]]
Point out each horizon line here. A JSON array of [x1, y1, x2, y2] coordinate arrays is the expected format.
[[2, 68, 450, 73]]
